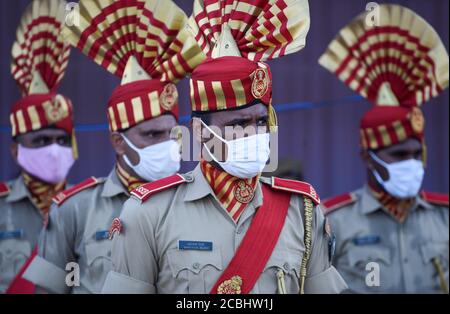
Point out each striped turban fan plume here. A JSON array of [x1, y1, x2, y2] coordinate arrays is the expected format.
[[10, 0, 75, 155], [188, 0, 311, 130], [63, 0, 205, 132], [319, 4, 449, 152]]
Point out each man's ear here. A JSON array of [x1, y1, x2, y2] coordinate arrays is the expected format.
[[360, 149, 375, 170], [10, 141, 18, 163], [110, 132, 126, 155]]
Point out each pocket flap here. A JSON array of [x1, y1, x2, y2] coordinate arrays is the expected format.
[[347, 246, 391, 266], [419, 242, 449, 264], [85, 240, 112, 266], [167, 248, 223, 277]]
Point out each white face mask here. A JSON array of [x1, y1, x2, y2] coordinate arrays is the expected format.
[[200, 120, 270, 179], [369, 151, 425, 199], [121, 135, 181, 182]]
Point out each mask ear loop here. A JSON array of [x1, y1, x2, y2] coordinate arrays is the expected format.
[[120, 134, 141, 168], [368, 151, 389, 184], [198, 119, 230, 165]]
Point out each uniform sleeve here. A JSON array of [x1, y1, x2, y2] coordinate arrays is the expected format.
[[304, 204, 348, 294], [23, 202, 78, 294], [101, 197, 157, 294]]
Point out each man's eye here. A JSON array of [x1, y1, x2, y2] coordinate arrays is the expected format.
[[34, 137, 49, 146], [57, 137, 71, 146], [257, 118, 268, 126]]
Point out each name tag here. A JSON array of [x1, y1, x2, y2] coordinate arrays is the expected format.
[[179, 240, 213, 251], [353, 235, 381, 246], [95, 230, 110, 241], [0, 229, 24, 240]]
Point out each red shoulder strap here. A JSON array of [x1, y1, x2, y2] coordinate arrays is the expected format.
[[0, 182, 10, 197], [131, 174, 186, 202], [322, 193, 356, 215], [6, 247, 37, 294], [271, 177, 320, 205], [421, 191, 449, 207], [210, 184, 291, 294], [53, 177, 99, 206]]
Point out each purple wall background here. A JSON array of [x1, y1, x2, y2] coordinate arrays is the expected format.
[[1, 0, 448, 199]]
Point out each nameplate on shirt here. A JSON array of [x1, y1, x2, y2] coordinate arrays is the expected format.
[[353, 235, 381, 246], [95, 230, 110, 241], [0, 229, 24, 240], [179, 240, 213, 251]]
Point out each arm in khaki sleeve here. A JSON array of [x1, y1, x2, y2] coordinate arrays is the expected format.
[[304, 205, 348, 294], [102, 197, 157, 294], [23, 202, 78, 294]]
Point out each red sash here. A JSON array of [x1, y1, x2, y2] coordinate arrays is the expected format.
[[6, 247, 37, 294], [210, 184, 291, 294]]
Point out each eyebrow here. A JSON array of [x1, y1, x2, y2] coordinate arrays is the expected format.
[[226, 115, 268, 126]]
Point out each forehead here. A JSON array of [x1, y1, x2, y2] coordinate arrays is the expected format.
[[21, 127, 69, 139], [210, 103, 268, 123], [380, 138, 422, 153], [129, 114, 177, 132]]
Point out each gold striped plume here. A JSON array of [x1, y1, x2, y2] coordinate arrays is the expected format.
[[189, 0, 311, 62], [318, 4, 449, 107], [11, 0, 71, 95], [63, 0, 204, 83]]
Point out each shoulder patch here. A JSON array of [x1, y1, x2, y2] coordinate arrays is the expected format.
[[322, 193, 356, 215], [53, 177, 100, 206], [421, 191, 449, 207], [0, 182, 10, 197], [269, 177, 320, 205], [131, 174, 187, 202]]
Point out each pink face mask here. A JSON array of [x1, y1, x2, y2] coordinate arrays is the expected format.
[[17, 144, 75, 184]]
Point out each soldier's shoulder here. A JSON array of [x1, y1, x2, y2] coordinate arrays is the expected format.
[[52, 177, 105, 207], [130, 173, 190, 203], [322, 191, 358, 216], [0, 181, 10, 198], [420, 191, 449, 208], [260, 176, 320, 205]]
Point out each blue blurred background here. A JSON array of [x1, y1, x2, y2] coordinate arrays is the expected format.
[[1, 0, 448, 198]]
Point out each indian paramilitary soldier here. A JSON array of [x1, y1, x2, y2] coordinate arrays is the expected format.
[[1, 0, 77, 293], [319, 4, 449, 293], [21, 0, 205, 294], [102, 0, 347, 294]]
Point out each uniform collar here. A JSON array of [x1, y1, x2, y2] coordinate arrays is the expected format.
[[360, 185, 432, 215], [6, 175, 32, 203], [184, 164, 215, 202], [101, 168, 129, 198]]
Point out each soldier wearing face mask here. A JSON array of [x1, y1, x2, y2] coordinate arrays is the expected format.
[[21, 0, 204, 294], [319, 4, 449, 293], [1, 0, 77, 294], [102, 0, 347, 295]]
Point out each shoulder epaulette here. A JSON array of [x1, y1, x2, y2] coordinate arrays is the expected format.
[[322, 192, 356, 215], [131, 174, 187, 202], [421, 191, 449, 207], [269, 177, 320, 205], [53, 177, 100, 206], [0, 182, 10, 197]]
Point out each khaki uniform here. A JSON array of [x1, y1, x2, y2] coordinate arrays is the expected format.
[[0, 177, 45, 293], [102, 165, 347, 294], [325, 186, 449, 293], [23, 170, 128, 294]]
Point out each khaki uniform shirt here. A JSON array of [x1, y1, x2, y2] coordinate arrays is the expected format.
[[102, 165, 347, 294], [0, 176, 45, 293], [23, 170, 128, 294], [326, 186, 449, 293]]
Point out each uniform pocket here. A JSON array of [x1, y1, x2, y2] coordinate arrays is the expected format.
[[419, 242, 449, 292], [84, 240, 113, 290], [167, 248, 223, 293], [0, 238, 31, 291], [260, 249, 302, 293], [347, 246, 391, 267]]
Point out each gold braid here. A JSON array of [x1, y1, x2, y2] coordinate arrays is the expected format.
[[299, 197, 314, 294], [432, 257, 449, 294]]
